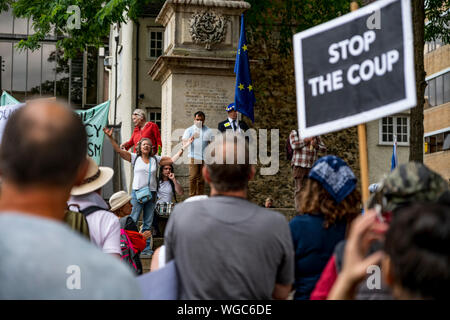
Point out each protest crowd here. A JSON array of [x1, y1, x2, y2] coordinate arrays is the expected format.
[[0, 98, 448, 301], [0, 0, 449, 303]]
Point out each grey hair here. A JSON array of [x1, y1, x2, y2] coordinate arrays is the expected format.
[[132, 109, 146, 121]]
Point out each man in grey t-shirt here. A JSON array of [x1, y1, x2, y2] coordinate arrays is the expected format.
[[164, 135, 294, 299], [0, 100, 140, 299]]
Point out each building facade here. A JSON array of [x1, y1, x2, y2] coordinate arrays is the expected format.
[[424, 39, 450, 181], [0, 8, 106, 109], [107, 3, 165, 191]]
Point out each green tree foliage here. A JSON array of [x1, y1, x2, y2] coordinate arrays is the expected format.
[[0, 0, 154, 58], [425, 0, 450, 43], [245, 0, 352, 55]]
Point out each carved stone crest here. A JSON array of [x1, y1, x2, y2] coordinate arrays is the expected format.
[[189, 11, 228, 50]]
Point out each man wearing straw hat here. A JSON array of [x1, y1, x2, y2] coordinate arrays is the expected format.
[[68, 157, 121, 256], [0, 99, 140, 299]]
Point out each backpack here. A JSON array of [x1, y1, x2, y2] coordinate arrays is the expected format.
[[64, 209, 91, 240], [286, 130, 295, 161], [119, 216, 144, 275]]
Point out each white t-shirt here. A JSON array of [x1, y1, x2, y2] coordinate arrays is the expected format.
[[68, 192, 121, 255], [157, 180, 174, 204], [131, 153, 161, 191]]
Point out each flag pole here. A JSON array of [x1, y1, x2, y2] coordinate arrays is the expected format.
[[351, 1, 370, 206]]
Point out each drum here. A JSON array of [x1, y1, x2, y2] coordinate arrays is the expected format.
[[155, 202, 174, 217]]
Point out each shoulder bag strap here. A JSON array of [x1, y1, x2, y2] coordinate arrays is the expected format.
[[79, 205, 106, 217]]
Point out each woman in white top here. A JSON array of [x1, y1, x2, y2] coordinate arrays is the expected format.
[[104, 128, 192, 255]]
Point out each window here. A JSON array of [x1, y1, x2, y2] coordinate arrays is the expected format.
[[426, 70, 450, 107], [1, 11, 96, 107], [425, 130, 450, 154], [148, 29, 163, 58], [147, 109, 161, 129], [379, 116, 409, 145]]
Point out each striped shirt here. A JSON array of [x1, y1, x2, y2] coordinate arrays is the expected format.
[[289, 130, 326, 168]]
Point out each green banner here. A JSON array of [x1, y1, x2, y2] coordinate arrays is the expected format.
[[75, 101, 110, 165], [0, 92, 110, 164], [0, 91, 20, 106]]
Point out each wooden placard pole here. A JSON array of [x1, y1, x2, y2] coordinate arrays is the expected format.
[[350, 1, 370, 205]]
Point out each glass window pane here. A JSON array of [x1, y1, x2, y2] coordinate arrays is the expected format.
[[27, 47, 42, 97], [428, 78, 436, 106], [0, 9, 13, 34], [382, 118, 387, 125], [388, 134, 393, 142], [436, 133, 443, 152], [157, 32, 162, 40], [436, 75, 444, 105], [28, 18, 36, 35], [42, 44, 56, 96], [85, 48, 98, 105], [444, 132, 450, 150], [11, 44, 27, 100], [444, 72, 450, 104], [382, 134, 387, 141], [13, 17, 28, 35], [388, 126, 392, 133], [56, 50, 70, 102], [0, 42, 12, 91], [429, 136, 436, 153], [388, 117, 392, 124]]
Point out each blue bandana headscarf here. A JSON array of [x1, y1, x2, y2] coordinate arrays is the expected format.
[[308, 155, 357, 203]]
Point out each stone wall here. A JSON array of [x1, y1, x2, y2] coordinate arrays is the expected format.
[[245, 36, 360, 208]]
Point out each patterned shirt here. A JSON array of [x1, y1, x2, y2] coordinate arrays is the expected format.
[[289, 130, 326, 168]]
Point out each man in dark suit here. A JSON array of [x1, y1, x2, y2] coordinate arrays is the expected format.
[[218, 103, 250, 133]]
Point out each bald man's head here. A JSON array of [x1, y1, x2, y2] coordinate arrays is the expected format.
[[205, 134, 253, 192], [0, 100, 87, 187]]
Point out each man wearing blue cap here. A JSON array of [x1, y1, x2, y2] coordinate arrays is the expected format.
[[218, 103, 249, 133]]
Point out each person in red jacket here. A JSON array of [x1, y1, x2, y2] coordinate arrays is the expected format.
[[120, 109, 162, 155]]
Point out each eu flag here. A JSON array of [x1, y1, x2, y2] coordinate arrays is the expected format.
[[390, 135, 398, 171], [234, 14, 255, 122]]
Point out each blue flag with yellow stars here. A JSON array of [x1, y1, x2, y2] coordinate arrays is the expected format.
[[234, 14, 255, 122]]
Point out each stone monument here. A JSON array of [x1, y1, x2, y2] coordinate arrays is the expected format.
[[149, 0, 251, 158]]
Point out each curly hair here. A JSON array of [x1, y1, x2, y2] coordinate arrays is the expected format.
[[136, 138, 153, 157], [297, 178, 361, 228]]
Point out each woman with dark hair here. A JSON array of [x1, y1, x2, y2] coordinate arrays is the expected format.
[[289, 155, 361, 300], [104, 128, 193, 256], [152, 164, 184, 236]]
